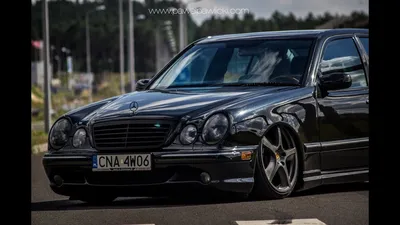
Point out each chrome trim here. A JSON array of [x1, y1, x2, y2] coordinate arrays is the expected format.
[[320, 137, 369, 148], [304, 143, 321, 148], [159, 151, 242, 158], [44, 146, 257, 160], [303, 169, 321, 175], [304, 142, 321, 153], [223, 177, 254, 183], [162, 145, 258, 151], [304, 169, 368, 182]]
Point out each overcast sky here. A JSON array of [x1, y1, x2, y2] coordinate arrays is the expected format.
[[184, 0, 368, 24], [33, 0, 368, 25]]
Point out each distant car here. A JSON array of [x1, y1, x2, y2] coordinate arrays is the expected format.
[[43, 29, 369, 204]]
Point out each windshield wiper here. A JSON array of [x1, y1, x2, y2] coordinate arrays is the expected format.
[[156, 82, 300, 90], [164, 84, 214, 88]]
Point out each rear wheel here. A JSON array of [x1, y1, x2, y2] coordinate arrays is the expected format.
[[252, 125, 299, 199]]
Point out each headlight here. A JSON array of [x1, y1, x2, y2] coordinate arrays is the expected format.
[[72, 128, 87, 148], [201, 113, 229, 145], [49, 118, 72, 149], [179, 124, 197, 145]]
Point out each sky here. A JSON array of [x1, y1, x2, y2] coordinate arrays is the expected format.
[[33, 0, 369, 25], [184, 0, 369, 25]]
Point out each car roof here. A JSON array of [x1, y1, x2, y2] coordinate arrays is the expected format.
[[196, 28, 368, 44]]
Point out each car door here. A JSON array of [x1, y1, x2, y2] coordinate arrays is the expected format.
[[316, 35, 369, 171]]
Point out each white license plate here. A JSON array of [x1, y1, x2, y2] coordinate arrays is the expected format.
[[92, 154, 151, 171]]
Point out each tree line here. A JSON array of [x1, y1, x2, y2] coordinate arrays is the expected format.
[[31, 0, 368, 75]]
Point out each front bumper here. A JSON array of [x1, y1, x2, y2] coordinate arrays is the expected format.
[[42, 146, 258, 197]]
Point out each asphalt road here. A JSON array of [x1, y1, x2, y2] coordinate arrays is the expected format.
[[31, 153, 369, 225]]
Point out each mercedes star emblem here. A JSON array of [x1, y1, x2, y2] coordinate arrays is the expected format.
[[129, 101, 139, 113]]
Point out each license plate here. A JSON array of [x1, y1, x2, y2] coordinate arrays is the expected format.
[[92, 154, 151, 171]]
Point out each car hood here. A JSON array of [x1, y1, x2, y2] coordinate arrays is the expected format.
[[83, 86, 298, 122]]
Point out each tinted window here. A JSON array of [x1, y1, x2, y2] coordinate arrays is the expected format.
[[359, 37, 368, 55], [224, 48, 252, 82], [320, 38, 367, 88], [149, 39, 314, 89]]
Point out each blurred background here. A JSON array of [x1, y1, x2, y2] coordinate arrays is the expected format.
[[31, 0, 368, 152]]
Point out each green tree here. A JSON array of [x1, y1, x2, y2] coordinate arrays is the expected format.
[[31, 0, 368, 74]]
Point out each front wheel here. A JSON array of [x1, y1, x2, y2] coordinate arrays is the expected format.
[[251, 125, 300, 199]]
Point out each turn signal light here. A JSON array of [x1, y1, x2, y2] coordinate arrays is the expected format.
[[241, 151, 252, 160]]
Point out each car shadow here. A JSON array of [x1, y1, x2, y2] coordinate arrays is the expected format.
[[31, 182, 368, 212], [291, 182, 369, 197]]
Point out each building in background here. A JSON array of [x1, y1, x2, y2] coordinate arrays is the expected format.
[[31, 40, 53, 88]]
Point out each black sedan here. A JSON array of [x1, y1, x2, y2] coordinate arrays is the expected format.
[[43, 28, 369, 204]]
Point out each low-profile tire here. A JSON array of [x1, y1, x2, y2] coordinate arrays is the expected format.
[[251, 124, 300, 200], [74, 195, 117, 205]]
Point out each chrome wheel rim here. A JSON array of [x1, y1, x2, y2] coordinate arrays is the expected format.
[[261, 125, 298, 193]]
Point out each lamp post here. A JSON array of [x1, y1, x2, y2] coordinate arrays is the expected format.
[[128, 0, 135, 92], [119, 0, 125, 94], [85, 5, 105, 103], [42, 0, 51, 133]]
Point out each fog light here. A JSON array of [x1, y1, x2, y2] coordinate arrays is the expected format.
[[53, 175, 64, 187], [200, 172, 211, 184]]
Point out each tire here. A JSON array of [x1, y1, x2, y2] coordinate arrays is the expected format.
[[251, 124, 300, 199]]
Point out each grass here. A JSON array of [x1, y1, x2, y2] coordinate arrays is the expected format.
[[31, 87, 76, 122], [31, 130, 48, 149]]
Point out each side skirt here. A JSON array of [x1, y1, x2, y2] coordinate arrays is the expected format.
[[297, 168, 369, 191]]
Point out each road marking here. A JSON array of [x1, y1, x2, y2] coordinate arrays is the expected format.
[[235, 218, 327, 225], [121, 219, 327, 225]]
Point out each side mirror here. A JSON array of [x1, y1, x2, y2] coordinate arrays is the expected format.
[[136, 79, 150, 91], [319, 72, 352, 91]]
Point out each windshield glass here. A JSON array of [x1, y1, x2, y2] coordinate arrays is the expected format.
[[149, 39, 314, 89]]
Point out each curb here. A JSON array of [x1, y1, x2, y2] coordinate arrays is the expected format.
[[32, 143, 48, 154]]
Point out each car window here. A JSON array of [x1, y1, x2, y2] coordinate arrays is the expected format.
[[149, 39, 314, 89], [320, 38, 367, 88], [224, 49, 252, 82], [359, 37, 368, 55], [157, 47, 218, 86]]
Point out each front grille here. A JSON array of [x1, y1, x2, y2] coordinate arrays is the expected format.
[[92, 119, 176, 151]]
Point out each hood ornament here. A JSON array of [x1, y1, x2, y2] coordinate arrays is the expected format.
[[129, 101, 139, 114]]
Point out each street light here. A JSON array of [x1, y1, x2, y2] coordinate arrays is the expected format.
[[127, 2, 145, 92], [61, 47, 71, 54], [128, 0, 135, 92], [42, 0, 51, 133], [179, 0, 202, 51], [85, 5, 105, 103], [119, 0, 125, 94], [85, 5, 106, 74], [119, 0, 145, 94]]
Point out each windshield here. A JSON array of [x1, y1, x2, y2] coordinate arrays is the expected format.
[[149, 39, 314, 89]]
